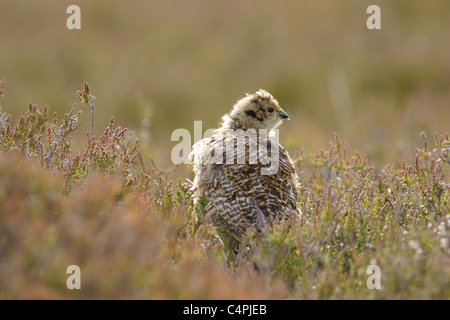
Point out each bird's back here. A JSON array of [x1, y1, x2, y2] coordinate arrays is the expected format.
[[191, 130, 299, 250]]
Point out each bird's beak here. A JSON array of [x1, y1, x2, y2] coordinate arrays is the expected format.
[[279, 112, 290, 120]]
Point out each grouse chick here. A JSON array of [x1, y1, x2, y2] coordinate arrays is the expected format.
[[190, 90, 300, 253]]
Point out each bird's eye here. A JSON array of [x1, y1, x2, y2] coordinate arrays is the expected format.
[[267, 107, 274, 114]]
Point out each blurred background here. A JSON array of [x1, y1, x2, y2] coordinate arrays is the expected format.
[[1, 0, 449, 175]]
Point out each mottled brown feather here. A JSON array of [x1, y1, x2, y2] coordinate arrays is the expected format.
[[190, 90, 300, 252]]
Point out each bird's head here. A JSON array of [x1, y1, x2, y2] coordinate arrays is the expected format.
[[221, 89, 290, 132]]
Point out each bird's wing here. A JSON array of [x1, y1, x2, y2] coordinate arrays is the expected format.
[[202, 161, 268, 234], [198, 133, 298, 232], [262, 145, 299, 215]]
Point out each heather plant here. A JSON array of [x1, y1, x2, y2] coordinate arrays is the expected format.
[[0, 82, 141, 193], [248, 132, 450, 298], [0, 81, 449, 299]]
